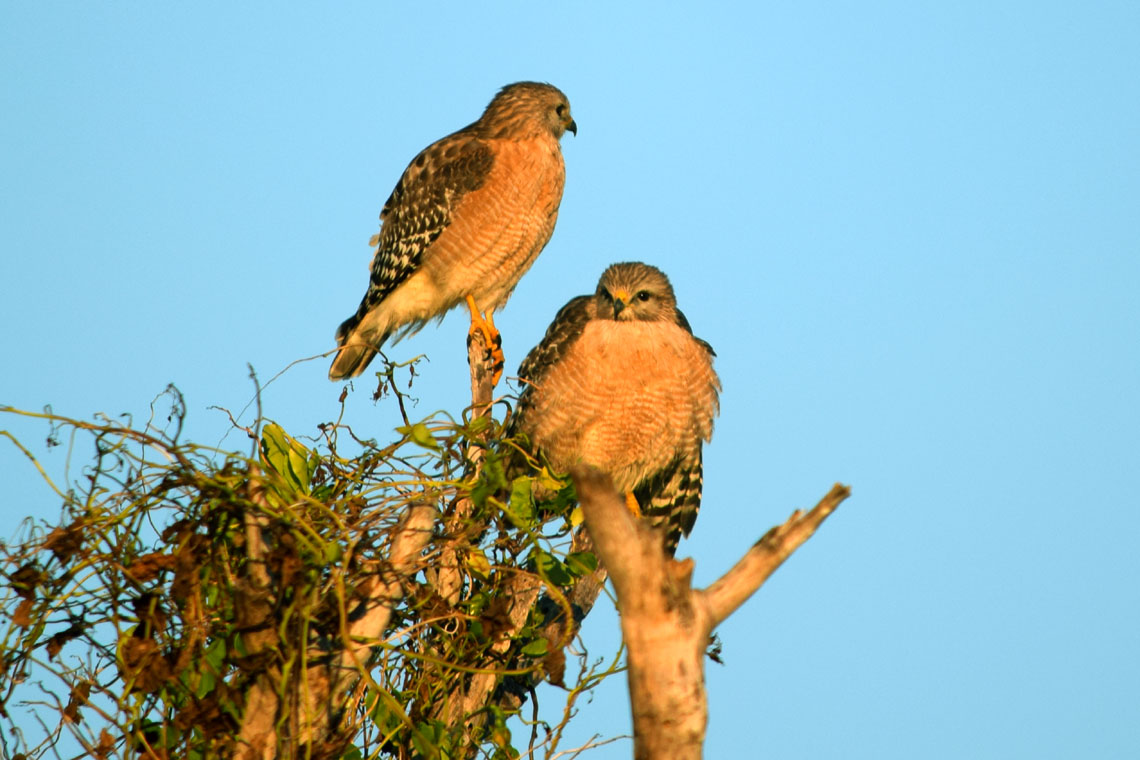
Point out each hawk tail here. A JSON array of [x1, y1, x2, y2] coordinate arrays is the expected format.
[[638, 454, 704, 557], [328, 314, 387, 380]]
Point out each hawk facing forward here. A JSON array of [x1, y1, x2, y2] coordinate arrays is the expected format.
[[514, 262, 721, 555], [329, 82, 576, 381]]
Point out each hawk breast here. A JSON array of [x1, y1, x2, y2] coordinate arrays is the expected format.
[[526, 319, 720, 494]]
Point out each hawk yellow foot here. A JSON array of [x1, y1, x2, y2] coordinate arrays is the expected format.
[[465, 295, 504, 386], [624, 491, 642, 518]]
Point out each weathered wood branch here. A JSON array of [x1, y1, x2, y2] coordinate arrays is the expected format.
[[446, 571, 544, 726], [430, 330, 550, 744], [234, 487, 435, 760], [430, 328, 496, 604], [234, 468, 286, 760], [572, 466, 849, 760], [297, 502, 436, 748], [703, 483, 849, 627]]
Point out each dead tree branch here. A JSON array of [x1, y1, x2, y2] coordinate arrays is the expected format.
[[296, 502, 436, 749], [572, 467, 849, 760], [233, 467, 283, 760], [703, 483, 849, 627], [430, 328, 496, 604], [235, 485, 436, 759]]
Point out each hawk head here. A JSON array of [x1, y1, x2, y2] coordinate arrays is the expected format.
[[593, 262, 678, 323], [482, 82, 577, 140]]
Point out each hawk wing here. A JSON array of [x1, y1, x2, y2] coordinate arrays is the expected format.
[[639, 307, 715, 556], [516, 294, 593, 393], [674, 307, 716, 357], [636, 451, 704, 557], [334, 130, 495, 346], [511, 293, 594, 438]]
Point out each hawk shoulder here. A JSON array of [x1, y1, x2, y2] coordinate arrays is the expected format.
[[674, 307, 716, 358], [516, 294, 594, 392]]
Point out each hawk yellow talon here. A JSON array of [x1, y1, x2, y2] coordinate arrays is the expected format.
[[625, 491, 642, 518], [465, 295, 505, 386]]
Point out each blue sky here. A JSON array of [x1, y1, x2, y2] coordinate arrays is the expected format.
[[3, 3, 1138, 757]]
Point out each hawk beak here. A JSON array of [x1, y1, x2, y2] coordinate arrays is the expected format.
[[566, 119, 578, 136], [612, 289, 629, 319]]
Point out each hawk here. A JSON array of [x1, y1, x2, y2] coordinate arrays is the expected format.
[[329, 81, 577, 382], [513, 262, 721, 555]]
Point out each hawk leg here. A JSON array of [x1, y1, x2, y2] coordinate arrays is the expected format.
[[465, 294, 505, 386], [625, 491, 642, 518]]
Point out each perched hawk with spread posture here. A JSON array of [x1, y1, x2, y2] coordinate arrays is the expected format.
[[329, 82, 577, 382], [513, 262, 721, 555]]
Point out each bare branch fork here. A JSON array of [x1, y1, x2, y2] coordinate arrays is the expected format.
[[571, 466, 850, 760]]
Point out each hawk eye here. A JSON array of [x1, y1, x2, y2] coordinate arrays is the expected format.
[[555, 103, 567, 117], [636, 291, 651, 302], [599, 287, 613, 301]]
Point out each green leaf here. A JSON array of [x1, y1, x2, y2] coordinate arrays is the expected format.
[[260, 423, 314, 494], [203, 637, 226, 668], [466, 551, 491, 581], [396, 422, 439, 451], [503, 477, 536, 527], [485, 704, 515, 753], [463, 591, 489, 615], [322, 541, 343, 565], [520, 637, 548, 657], [412, 720, 445, 758], [468, 481, 491, 509], [467, 415, 491, 436], [365, 689, 401, 733], [527, 549, 571, 586], [565, 551, 598, 576], [481, 453, 508, 491], [535, 469, 577, 517]]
